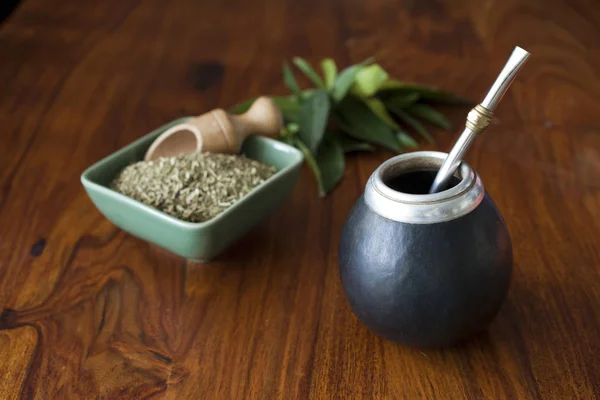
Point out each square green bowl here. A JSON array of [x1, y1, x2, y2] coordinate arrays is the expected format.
[[81, 117, 304, 262]]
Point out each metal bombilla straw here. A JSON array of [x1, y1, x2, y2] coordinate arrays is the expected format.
[[429, 46, 530, 194]]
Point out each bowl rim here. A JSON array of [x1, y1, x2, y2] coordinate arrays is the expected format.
[[80, 119, 304, 229]]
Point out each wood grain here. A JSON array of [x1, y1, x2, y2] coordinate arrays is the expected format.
[[1, 0, 600, 398]]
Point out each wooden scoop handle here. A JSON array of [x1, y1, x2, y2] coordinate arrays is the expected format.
[[228, 97, 283, 142], [180, 96, 282, 154], [144, 97, 283, 161]]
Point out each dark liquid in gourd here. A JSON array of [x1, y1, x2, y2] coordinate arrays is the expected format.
[[384, 170, 461, 195]]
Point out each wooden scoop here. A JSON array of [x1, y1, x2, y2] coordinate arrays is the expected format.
[[144, 96, 283, 161]]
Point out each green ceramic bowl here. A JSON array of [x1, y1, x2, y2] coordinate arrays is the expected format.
[[81, 117, 303, 262]]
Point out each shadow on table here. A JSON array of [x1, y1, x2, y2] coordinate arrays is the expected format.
[[421, 273, 600, 389]]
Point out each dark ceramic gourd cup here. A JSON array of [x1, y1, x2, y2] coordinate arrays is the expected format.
[[339, 151, 513, 349]]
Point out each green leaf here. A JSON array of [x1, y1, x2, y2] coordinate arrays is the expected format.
[[331, 57, 375, 102], [396, 131, 418, 149], [230, 96, 301, 122], [363, 98, 400, 129], [379, 79, 473, 105], [278, 135, 295, 146], [338, 135, 375, 153], [272, 96, 301, 122], [382, 92, 420, 109], [407, 103, 451, 130], [391, 107, 435, 144], [293, 57, 325, 89], [335, 97, 402, 153], [331, 65, 361, 102], [351, 64, 389, 98], [286, 122, 299, 134], [321, 58, 337, 90], [229, 97, 257, 114], [298, 89, 331, 153], [378, 79, 408, 90], [294, 137, 325, 196], [316, 135, 345, 196], [283, 62, 302, 99], [301, 88, 316, 97]]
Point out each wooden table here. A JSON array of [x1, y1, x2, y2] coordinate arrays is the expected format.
[[1, 0, 599, 398]]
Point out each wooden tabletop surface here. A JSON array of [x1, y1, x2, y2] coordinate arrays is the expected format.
[[2, 0, 600, 398]]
